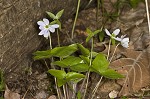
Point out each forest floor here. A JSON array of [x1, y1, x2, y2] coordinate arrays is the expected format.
[[2, 1, 150, 99]]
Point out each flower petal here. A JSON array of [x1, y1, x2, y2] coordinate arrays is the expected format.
[[113, 29, 120, 36], [37, 21, 45, 26], [105, 29, 111, 36], [121, 42, 129, 48], [43, 31, 50, 38], [121, 38, 129, 48], [122, 38, 129, 42], [114, 37, 122, 41], [38, 29, 46, 35], [39, 26, 45, 30], [43, 18, 49, 25], [51, 24, 59, 28], [49, 27, 55, 33]]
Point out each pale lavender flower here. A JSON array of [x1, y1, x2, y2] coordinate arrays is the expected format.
[[37, 18, 59, 38], [114, 35, 129, 48], [105, 29, 120, 38]]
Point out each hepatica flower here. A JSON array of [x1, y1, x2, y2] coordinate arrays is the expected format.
[[105, 29, 129, 48], [115, 35, 129, 48], [105, 29, 120, 39], [37, 18, 59, 38]]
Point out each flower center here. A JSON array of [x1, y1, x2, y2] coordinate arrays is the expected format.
[[45, 25, 49, 28]]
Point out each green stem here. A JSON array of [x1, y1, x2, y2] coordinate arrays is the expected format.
[[56, 29, 60, 47], [82, 37, 94, 99], [71, 0, 81, 39], [56, 30, 68, 99], [49, 34, 61, 99]]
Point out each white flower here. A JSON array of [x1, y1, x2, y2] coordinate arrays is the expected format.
[[115, 35, 129, 48], [37, 18, 59, 38], [105, 29, 120, 38]]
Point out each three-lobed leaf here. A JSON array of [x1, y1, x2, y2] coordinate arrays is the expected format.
[[92, 53, 109, 72], [77, 44, 90, 56], [86, 29, 101, 43], [33, 44, 78, 60], [33, 50, 52, 60], [70, 63, 89, 72], [51, 44, 77, 58], [65, 72, 85, 81], [52, 56, 83, 68], [48, 69, 66, 79], [101, 69, 124, 79]]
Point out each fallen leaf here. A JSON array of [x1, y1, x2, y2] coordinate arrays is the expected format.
[[4, 86, 20, 99], [48, 95, 57, 99], [110, 49, 150, 96]]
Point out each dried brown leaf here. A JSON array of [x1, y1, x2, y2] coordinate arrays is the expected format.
[[4, 86, 20, 99], [110, 49, 150, 96], [48, 95, 57, 99]]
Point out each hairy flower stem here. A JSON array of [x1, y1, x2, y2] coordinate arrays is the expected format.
[[107, 39, 111, 60], [71, 0, 80, 39], [83, 37, 94, 99], [145, 0, 150, 35], [56, 30, 68, 99], [90, 76, 103, 99], [49, 34, 62, 99], [56, 29, 60, 47], [109, 43, 120, 63]]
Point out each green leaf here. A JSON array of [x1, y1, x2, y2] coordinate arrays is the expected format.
[[93, 29, 101, 35], [77, 91, 82, 99], [79, 55, 90, 64], [129, 0, 140, 8], [33, 44, 77, 60], [51, 44, 77, 58], [70, 63, 89, 72], [86, 35, 93, 43], [0, 70, 5, 91], [46, 11, 57, 19], [111, 37, 116, 45], [72, 78, 83, 83], [56, 9, 64, 19], [57, 79, 66, 87], [56, 20, 62, 30], [101, 69, 124, 79], [92, 53, 109, 72], [65, 72, 85, 81], [0, 97, 4, 99], [77, 44, 90, 56], [33, 50, 52, 60], [48, 69, 66, 79], [50, 20, 57, 25], [86, 28, 94, 43], [99, 31, 105, 42], [86, 29, 100, 43], [52, 56, 83, 68], [91, 51, 98, 57]]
